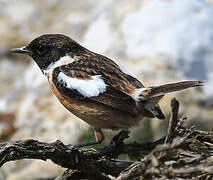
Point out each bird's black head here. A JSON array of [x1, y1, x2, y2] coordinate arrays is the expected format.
[[12, 34, 85, 71]]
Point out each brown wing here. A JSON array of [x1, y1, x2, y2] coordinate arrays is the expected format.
[[64, 51, 144, 92], [52, 66, 138, 116], [90, 86, 138, 115]]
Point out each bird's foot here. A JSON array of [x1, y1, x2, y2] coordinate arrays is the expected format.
[[70, 140, 102, 149], [110, 130, 130, 147]]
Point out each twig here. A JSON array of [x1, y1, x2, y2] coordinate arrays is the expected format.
[[0, 137, 165, 177], [165, 98, 179, 143]]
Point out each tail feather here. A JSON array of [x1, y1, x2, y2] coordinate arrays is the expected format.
[[136, 80, 203, 120], [153, 105, 165, 119], [140, 80, 203, 101], [139, 95, 165, 120]]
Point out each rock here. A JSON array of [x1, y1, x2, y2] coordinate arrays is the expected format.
[[121, 0, 213, 96], [5, 160, 62, 180]]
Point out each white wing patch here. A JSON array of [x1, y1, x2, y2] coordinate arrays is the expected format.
[[58, 72, 107, 97], [133, 88, 147, 101]]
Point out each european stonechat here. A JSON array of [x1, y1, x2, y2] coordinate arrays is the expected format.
[[12, 34, 203, 147]]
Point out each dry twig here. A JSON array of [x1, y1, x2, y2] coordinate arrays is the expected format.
[[0, 98, 213, 179]]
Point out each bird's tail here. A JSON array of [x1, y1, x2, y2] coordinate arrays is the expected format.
[[137, 81, 203, 119], [139, 80, 203, 101]]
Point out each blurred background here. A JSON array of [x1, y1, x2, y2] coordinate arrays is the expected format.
[[0, 0, 213, 179]]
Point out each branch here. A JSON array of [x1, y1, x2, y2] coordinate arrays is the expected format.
[[0, 136, 166, 178], [117, 129, 213, 180], [165, 98, 179, 143], [1, 98, 213, 179]]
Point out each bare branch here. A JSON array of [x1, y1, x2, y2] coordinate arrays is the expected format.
[[0, 137, 165, 178], [1, 99, 213, 179], [165, 98, 179, 143]]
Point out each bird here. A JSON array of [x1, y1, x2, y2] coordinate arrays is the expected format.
[[12, 34, 203, 147]]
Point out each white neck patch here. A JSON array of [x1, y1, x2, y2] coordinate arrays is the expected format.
[[58, 72, 107, 98], [43, 55, 75, 76]]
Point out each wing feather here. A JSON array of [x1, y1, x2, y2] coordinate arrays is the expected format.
[[52, 67, 138, 116]]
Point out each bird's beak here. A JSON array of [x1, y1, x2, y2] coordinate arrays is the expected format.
[[11, 46, 32, 55]]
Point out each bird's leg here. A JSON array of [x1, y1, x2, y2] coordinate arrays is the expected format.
[[72, 128, 104, 148], [110, 129, 129, 147]]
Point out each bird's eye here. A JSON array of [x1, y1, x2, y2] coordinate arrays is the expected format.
[[36, 46, 49, 55]]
